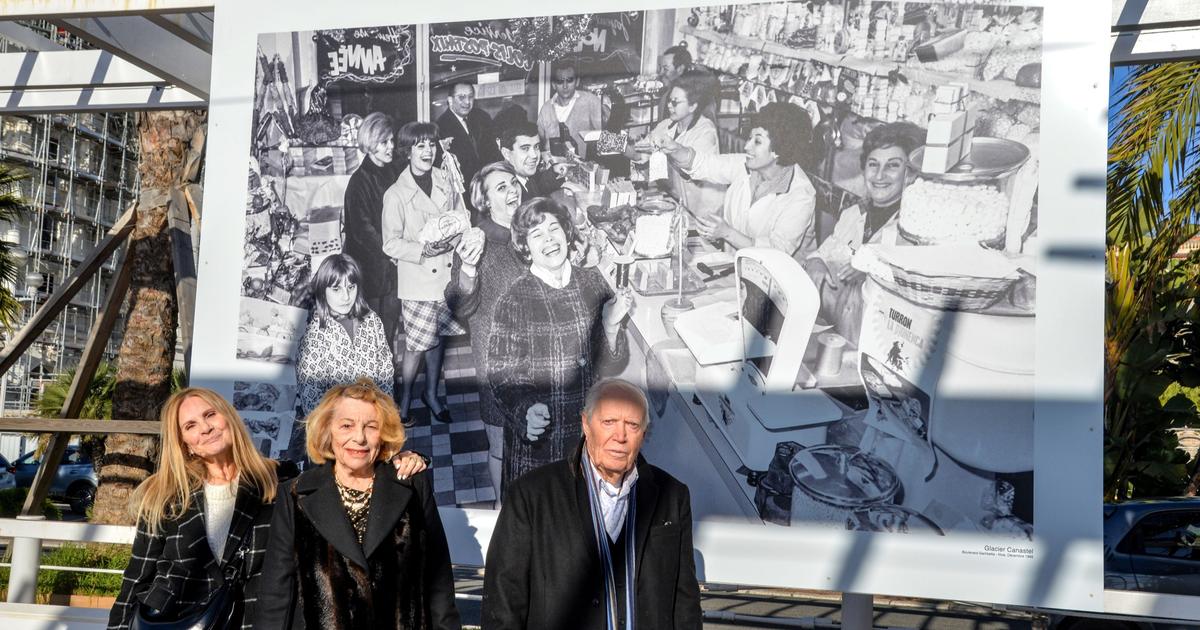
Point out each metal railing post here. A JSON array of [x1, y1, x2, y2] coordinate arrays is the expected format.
[[5, 514, 45, 603], [841, 592, 874, 630]]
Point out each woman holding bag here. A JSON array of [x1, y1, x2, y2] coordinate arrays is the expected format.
[[108, 388, 279, 630]]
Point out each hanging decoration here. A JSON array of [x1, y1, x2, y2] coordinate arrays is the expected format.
[[507, 14, 594, 62]]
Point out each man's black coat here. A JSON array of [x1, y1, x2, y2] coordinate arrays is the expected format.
[[481, 442, 702, 630], [436, 107, 500, 192]]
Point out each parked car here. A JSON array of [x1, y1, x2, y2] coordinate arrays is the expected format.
[[1103, 499, 1200, 597], [8, 445, 97, 515], [0, 454, 15, 489], [1052, 499, 1200, 630]]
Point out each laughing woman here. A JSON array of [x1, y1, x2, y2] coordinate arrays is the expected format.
[[485, 197, 632, 494], [382, 121, 469, 424]]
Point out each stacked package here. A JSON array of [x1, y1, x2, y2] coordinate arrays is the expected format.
[[921, 83, 977, 174]]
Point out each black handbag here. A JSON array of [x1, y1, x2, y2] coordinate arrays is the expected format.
[[133, 538, 251, 630]]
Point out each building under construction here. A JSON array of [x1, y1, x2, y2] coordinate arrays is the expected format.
[[0, 23, 138, 450]]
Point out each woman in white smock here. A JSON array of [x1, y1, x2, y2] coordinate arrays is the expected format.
[[656, 101, 818, 257]]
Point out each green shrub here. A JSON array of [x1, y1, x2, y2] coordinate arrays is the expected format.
[[0, 543, 130, 598], [0, 487, 62, 519]]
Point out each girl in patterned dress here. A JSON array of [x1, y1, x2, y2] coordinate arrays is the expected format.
[[293, 254, 394, 459]]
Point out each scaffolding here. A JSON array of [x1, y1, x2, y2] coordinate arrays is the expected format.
[[0, 105, 136, 415]]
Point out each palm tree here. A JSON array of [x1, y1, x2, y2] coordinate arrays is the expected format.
[[36, 361, 118, 421], [91, 111, 206, 525], [35, 362, 184, 477], [1107, 62, 1200, 499], [0, 163, 31, 329]]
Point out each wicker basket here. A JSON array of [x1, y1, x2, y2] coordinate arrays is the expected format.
[[877, 265, 1017, 311]]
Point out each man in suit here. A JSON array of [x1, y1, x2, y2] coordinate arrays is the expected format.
[[482, 378, 702, 630], [497, 121, 562, 199], [437, 81, 499, 219]]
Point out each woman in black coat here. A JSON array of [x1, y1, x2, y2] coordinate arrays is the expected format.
[[342, 112, 404, 361], [255, 378, 460, 629]]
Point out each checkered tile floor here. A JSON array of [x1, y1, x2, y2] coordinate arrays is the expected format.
[[402, 336, 497, 509]]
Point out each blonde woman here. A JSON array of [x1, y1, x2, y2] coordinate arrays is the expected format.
[[108, 388, 428, 630], [256, 378, 460, 629], [108, 388, 279, 630]]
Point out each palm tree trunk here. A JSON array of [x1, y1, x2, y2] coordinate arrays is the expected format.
[[91, 111, 205, 525]]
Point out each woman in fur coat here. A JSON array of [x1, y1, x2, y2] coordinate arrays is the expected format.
[[256, 379, 460, 629]]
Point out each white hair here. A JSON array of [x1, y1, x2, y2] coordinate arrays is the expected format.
[[582, 377, 650, 426]]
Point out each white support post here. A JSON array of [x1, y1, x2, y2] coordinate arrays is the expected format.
[[841, 592, 874, 630], [5, 514, 45, 603]]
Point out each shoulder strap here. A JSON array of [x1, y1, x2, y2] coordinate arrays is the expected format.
[[220, 485, 265, 582]]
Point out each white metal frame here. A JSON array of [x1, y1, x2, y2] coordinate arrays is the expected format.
[[1112, 0, 1200, 64], [0, 4, 212, 112]]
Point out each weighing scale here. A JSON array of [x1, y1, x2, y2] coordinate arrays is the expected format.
[[673, 248, 844, 471]]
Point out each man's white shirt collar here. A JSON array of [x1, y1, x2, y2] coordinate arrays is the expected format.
[[592, 462, 639, 541]]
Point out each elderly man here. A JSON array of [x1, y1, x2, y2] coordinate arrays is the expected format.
[[437, 82, 499, 216], [497, 121, 562, 199], [482, 378, 702, 630]]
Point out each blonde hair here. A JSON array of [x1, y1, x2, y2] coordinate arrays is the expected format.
[[131, 387, 278, 534], [305, 377, 406, 464]]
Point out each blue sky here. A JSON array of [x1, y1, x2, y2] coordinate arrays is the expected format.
[[1109, 64, 1195, 207]]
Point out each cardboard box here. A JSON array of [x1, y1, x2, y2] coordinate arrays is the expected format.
[[921, 136, 965, 174], [922, 109, 973, 173], [961, 108, 978, 151], [934, 84, 964, 106], [604, 179, 637, 208], [926, 111, 967, 145]]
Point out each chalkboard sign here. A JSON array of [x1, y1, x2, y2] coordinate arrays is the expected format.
[[560, 11, 644, 83], [315, 25, 415, 87], [429, 19, 537, 87], [312, 24, 419, 136]]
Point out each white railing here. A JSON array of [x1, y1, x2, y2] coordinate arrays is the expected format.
[[1, 515, 135, 605], [3, 514, 1200, 628], [0, 510, 497, 629]]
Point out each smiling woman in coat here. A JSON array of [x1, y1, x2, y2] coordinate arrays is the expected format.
[[254, 378, 460, 629]]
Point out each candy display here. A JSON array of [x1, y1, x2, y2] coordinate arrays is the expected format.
[[898, 179, 1009, 246], [685, 2, 1042, 127]]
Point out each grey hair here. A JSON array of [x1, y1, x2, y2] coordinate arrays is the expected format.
[[582, 377, 650, 426]]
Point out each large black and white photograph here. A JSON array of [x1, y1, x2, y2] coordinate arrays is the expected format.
[[231, 0, 1042, 542]]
